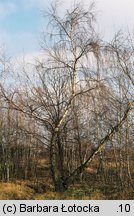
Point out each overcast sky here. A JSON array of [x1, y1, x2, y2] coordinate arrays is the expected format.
[[0, 0, 134, 57]]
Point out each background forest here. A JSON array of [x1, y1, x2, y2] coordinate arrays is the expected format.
[[0, 1, 133, 199]]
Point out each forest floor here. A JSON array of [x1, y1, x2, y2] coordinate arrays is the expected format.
[[0, 179, 133, 200], [0, 158, 134, 200]]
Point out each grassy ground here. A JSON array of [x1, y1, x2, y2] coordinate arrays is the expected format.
[[0, 182, 34, 200], [0, 157, 133, 200], [0, 180, 133, 200]]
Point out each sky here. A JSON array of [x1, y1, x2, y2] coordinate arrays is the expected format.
[[0, 0, 134, 59]]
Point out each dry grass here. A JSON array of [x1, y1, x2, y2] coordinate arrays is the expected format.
[[0, 181, 106, 200], [0, 182, 34, 200], [35, 183, 106, 200], [0, 181, 133, 200]]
